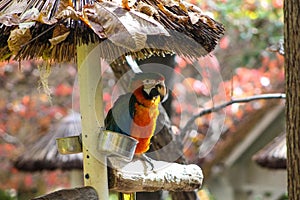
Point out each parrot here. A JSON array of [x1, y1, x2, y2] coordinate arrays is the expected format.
[[104, 72, 168, 169]]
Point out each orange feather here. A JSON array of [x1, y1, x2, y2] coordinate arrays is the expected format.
[[131, 87, 160, 154]]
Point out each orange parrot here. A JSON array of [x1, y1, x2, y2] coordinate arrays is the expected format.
[[104, 72, 168, 168]]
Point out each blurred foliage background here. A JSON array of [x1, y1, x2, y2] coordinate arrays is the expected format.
[[202, 0, 283, 78]]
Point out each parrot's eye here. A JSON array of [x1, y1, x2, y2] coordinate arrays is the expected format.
[[143, 79, 156, 85]]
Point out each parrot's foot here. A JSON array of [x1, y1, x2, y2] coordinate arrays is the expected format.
[[136, 154, 154, 173]]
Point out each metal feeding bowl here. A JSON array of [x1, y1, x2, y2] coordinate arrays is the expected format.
[[98, 130, 138, 162], [56, 130, 138, 162], [56, 135, 82, 154]]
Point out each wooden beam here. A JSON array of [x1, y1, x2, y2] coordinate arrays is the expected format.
[[224, 105, 284, 167], [201, 101, 281, 178]]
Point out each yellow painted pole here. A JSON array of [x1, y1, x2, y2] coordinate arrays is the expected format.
[[77, 44, 109, 199], [119, 193, 136, 200]]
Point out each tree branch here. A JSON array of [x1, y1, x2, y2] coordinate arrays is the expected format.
[[181, 93, 286, 134]]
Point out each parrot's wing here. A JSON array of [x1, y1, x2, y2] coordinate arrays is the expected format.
[[104, 93, 136, 136]]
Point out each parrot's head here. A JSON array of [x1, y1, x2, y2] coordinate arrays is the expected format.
[[131, 72, 168, 103]]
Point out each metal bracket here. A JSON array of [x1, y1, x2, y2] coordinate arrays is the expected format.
[[56, 135, 82, 154]]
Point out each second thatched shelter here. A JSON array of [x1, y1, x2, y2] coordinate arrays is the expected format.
[[252, 133, 286, 169], [14, 112, 83, 171]]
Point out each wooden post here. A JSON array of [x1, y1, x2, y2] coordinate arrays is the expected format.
[[77, 44, 109, 199]]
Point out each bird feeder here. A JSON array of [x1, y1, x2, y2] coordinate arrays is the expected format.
[[1, 0, 224, 198]]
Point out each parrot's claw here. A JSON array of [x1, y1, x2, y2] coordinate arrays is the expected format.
[[137, 154, 154, 172]]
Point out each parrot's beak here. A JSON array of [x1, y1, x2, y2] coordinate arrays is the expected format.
[[143, 80, 168, 103], [157, 82, 168, 103]]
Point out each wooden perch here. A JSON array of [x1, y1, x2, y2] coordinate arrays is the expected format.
[[32, 186, 98, 200], [108, 157, 203, 193], [31, 158, 203, 199]]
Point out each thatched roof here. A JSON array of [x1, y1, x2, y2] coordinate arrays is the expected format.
[[14, 112, 83, 171], [0, 0, 224, 62], [252, 133, 286, 169]]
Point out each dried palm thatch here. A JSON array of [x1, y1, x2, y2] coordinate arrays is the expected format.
[[0, 0, 224, 63], [14, 112, 83, 171], [252, 133, 286, 169]]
